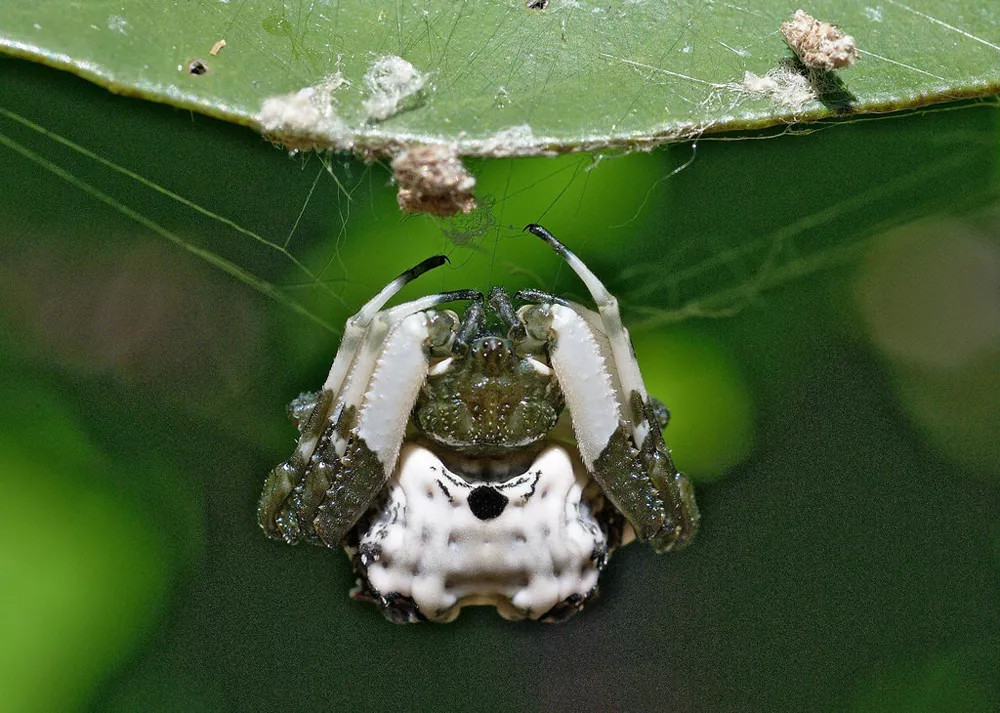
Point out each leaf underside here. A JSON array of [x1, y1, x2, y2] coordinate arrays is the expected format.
[[1, 0, 999, 157]]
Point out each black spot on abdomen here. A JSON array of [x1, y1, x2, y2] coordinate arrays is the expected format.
[[468, 486, 508, 520]]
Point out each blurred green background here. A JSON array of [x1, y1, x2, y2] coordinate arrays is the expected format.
[[1, 56, 998, 712]]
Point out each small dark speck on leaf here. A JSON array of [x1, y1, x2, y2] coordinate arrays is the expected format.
[[526, 0, 549, 9], [188, 59, 208, 76]]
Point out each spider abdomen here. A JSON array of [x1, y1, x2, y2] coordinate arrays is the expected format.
[[351, 442, 610, 623]]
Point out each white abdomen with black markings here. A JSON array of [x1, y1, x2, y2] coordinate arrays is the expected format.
[[354, 442, 609, 622]]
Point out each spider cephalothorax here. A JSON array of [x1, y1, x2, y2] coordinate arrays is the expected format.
[[258, 225, 699, 623], [412, 307, 565, 456]]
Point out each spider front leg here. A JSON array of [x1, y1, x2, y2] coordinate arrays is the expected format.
[[257, 252, 474, 546], [309, 308, 457, 547], [259, 256, 449, 542], [519, 302, 698, 553], [518, 223, 702, 553], [260, 303, 468, 547]]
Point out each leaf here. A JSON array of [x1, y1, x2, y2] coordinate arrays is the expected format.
[[1, 0, 998, 157]]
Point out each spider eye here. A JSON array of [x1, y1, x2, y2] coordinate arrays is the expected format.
[[471, 337, 517, 374], [426, 310, 459, 356]]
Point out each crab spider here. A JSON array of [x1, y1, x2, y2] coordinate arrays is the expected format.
[[258, 225, 699, 622]]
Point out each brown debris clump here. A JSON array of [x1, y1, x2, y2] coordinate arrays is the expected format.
[[780, 9, 858, 71], [392, 145, 477, 217]]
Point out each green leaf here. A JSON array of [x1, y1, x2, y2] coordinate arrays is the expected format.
[[1, 1, 998, 157]]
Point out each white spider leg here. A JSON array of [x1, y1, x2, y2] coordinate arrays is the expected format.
[[322, 255, 448, 398], [515, 289, 630, 423], [301, 291, 472, 464], [327, 291, 478, 459], [545, 304, 622, 468], [527, 303, 699, 552], [258, 250, 475, 543], [525, 224, 651, 447], [280, 257, 449, 472], [559, 299, 630, 429], [518, 286, 637, 417], [301, 290, 479, 546], [352, 312, 430, 472]]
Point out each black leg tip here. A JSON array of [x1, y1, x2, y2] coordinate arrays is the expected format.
[[523, 224, 567, 253], [401, 254, 450, 282]]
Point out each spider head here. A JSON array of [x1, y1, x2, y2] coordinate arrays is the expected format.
[[412, 299, 564, 457], [469, 336, 518, 375]]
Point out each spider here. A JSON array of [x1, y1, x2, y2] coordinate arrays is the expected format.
[[257, 225, 699, 623]]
